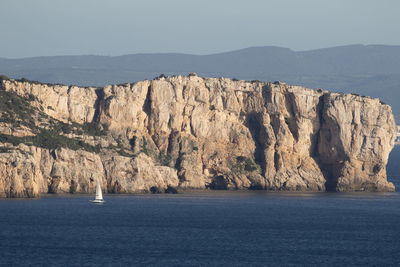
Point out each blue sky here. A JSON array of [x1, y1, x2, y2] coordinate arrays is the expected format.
[[1, 0, 399, 58]]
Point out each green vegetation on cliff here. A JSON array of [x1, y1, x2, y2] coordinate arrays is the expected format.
[[0, 130, 100, 152], [0, 90, 101, 152]]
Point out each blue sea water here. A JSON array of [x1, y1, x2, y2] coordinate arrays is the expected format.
[[0, 146, 400, 266], [1, 193, 400, 266]]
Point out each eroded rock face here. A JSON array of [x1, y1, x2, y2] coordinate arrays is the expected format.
[[0, 144, 44, 198], [0, 76, 396, 197], [318, 93, 395, 191], [0, 80, 98, 124]]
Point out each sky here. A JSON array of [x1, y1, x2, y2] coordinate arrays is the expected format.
[[1, 0, 399, 58]]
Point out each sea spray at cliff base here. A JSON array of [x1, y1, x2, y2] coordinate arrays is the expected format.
[[0, 74, 395, 197]]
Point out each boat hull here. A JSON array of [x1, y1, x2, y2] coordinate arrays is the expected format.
[[90, 199, 105, 203]]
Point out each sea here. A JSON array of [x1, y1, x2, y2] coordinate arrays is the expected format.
[[1, 147, 400, 266]]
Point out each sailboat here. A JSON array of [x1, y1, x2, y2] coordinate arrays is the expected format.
[[91, 177, 105, 203]]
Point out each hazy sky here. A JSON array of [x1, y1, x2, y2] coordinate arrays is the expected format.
[[1, 0, 399, 58]]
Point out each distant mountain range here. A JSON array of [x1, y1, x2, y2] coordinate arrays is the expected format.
[[1, 44, 400, 120]]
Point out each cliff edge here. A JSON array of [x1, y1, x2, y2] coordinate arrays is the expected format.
[[0, 74, 395, 197]]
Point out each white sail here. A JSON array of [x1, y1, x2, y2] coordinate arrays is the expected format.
[[95, 178, 103, 200], [91, 177, 104, 203]]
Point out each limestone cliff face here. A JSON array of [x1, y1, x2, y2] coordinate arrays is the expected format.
[[0, 75, 395, 197]]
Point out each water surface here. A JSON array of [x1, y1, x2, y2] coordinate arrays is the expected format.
[[1, 192, 400, 266]]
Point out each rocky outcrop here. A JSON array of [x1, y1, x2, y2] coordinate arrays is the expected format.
[[0, 75, 396, 197], [318, 93, 395, 191], [0, 145, 179, 198]]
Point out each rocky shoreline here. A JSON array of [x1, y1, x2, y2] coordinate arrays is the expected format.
[[0, 74, 396, 197]]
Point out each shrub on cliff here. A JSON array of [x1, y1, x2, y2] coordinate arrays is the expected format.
[[0, 74, 10, 81], [158, 152, 172, 166], [0, 90, 37, 129], [230, 156, 260, 174]]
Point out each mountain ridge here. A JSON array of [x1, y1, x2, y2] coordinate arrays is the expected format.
[[3, 44, 400, 59], [1, 44, 400, 119]]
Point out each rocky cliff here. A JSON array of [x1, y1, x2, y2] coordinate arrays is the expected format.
[[0, 74, 396, 197]]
